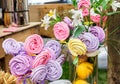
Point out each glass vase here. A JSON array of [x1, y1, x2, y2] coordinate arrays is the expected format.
[[60, 44, 76, 82], [87, 56, 98, 84], [59, 44, 98, 84]]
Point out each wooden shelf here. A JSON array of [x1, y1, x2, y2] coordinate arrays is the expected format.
[[0, 22, 41, 71], [0, 22, 41, 38]]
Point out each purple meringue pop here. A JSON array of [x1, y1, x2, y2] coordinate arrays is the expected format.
[[56, 54, 66, 65], [89, 26, 105, 43], [2, 38, 22, 55], [44, 47, 56, 60], [45, 40, 61, 58], [18, 42, 25, 51], [79, 32, 99, 52], [46, 60, 63, 81], [9, 55, 33, 76], [63, 17, 74, 29], [17, 42, 27, 56], [30, 65, 47, 83]]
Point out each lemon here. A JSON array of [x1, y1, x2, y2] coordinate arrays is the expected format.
[[73, 79, 89, 84], [76, 62, 93, 79]]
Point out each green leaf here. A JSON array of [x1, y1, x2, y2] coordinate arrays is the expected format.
[[73, 25, 85, 38], [105, 0, 113, 10], [92, 0, 104, 8], [56, 16, 62, 22], [94, 8, 102, 15], [92, 0, 110, 10], [49, 20, 56, 26], [49, 16, 62, 26], [73, 56, 78, 65], [101, 0, 110, 10], [90, 0, 93, 3], [71, 0, 77, 7], [96, 0, 104, 7], [90, 0, 94, 4], [107, 11, 120, 16]]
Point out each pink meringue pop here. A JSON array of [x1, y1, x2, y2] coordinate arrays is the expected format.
[[24, 34, 44, 55], [32, 48, 52, 68], [53, 21, 70, 40]]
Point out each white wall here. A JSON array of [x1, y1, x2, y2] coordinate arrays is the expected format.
[[28, 0, 60, 4]]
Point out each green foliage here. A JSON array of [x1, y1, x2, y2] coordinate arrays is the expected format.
[[107, 11, 120, 16], [61, 61, 70, 80], [61, 60, 75, 81], [91, 0, 113, 15], [50, 16, 62, 26], [71, 0, 78, 8], [101, 0, 110, 10], [98, 69, 107, 84], [94, 8, 102, 15], [92, 0, 104, 8], [90, 0, 94, 4], [73, 56, 78, 65], [73, 25, 85, 38]]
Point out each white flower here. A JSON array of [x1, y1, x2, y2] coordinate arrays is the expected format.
[[70, 9, 83, 26], [48, 9, 57, 19], [41, 14, 51, 30], [111, 1, 120, 12], [90, 8, 98, 16]]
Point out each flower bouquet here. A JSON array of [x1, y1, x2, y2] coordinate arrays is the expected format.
[[2, 0, 120, 84], [40, 0, 120, 84]]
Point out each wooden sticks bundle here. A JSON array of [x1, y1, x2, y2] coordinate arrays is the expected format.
[[0, 71, 17, 84]]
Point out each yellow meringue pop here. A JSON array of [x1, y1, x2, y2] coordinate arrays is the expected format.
[[68, 38, 87, 56], [76, 62, 93, 79], [73, 79, 89, 84]]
